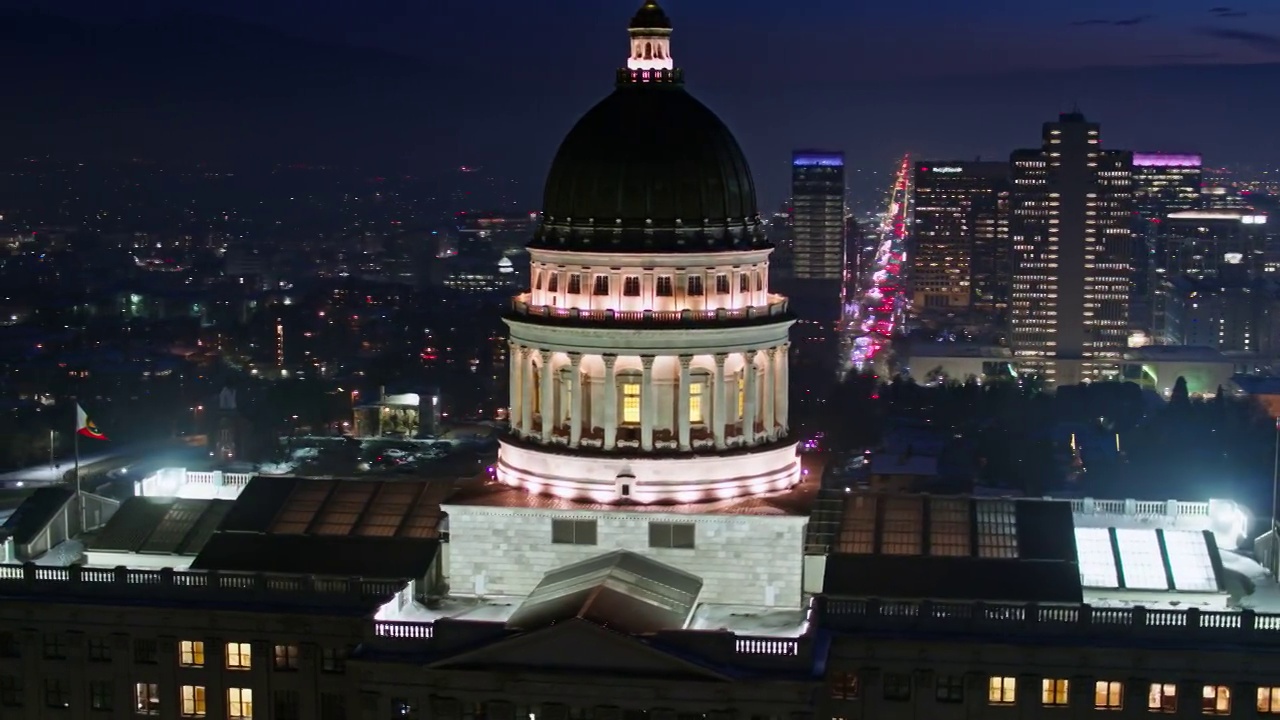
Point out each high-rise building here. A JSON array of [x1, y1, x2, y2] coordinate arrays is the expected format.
[[789, 151, 846, 321], [1009, 112, 1133, 385], [910, 161, 1009, 311], [1130, 153, 1202, 303]]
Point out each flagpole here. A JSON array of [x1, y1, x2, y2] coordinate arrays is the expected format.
[[74, 410, 83, 533]]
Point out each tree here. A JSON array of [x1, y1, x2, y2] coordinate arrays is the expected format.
[[1170, 376, 1190, 406]]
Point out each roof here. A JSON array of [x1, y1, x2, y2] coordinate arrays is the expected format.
[[2, 486, 74, 545], [218, 476, 446, 539], [629, 0, 672, 30], [446, 475, 818, 517], [191, 534, 439, 579], [821, 494, 1083, 603], [88, 498, 231, 555], [533, 83, 766, 254], [506, 550, 702, 634], [1124, 346, 1228, 363]]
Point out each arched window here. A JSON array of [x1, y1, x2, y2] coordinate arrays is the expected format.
[[689, 373, 709, 424], [547, 274, 559, 293], [644, 42, 653, 59]]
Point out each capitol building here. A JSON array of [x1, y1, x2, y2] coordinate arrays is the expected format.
[[4, 5, 1280, 720]]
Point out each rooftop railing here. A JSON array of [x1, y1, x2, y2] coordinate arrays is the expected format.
[[510, 295, 790, 326], [0, 563, 406, 601], [1068, 497, 1210, 517], [821, 597, 1280, 643]]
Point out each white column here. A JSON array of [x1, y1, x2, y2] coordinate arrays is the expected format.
[[569, 353, 583, 447], [519, 346, 534, 436], [539, 349, 553, 443], [763, 347, 777, 440], [677, 354, 692, 451], [743, 350, 759, 445], [640, 355, 655, 451], [777, 342, 790, 433], [507, 341, 520, 431], [712, 353, 728, 450], [603, 354, 618, 450]]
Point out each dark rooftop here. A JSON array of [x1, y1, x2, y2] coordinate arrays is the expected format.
[[89, 497, 231, 555], [218, 475, 447, 538], [191, 533, 439, 579], [2, 486, 74, 545]]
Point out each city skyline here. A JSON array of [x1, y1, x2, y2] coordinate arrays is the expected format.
[[2, 0, 1279, 207]]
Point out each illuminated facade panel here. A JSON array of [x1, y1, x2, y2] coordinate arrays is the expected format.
[[1114, 528, 1168, 590], [1074, 527, 1120, 588], [1164, 530, 1219, 592]]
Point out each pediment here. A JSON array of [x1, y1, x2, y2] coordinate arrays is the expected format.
[[429, 619, 729, 681]]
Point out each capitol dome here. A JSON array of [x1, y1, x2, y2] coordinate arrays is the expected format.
[[532, 3, 766, 254]]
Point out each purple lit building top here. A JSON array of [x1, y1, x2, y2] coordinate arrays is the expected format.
[[793, 151, 844, 167], [1133, 153, 1202, 168]]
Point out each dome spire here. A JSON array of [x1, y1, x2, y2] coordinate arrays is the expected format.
[[626, 0, 674, 73]]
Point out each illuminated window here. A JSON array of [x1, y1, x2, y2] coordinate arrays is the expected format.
[[989, 676, 1017, 705], [929, 498, 970, 556], [737, 376, 745, 418], [1164, 530, 1218, 591], [1257, 687, 1280, 714], [623, 276, 641, 296], [547, 274, 558, 293], [1115, 528, 1168, 590], [1075, 527, 1120, 587], [976, 500, 1018, 558], [567, 274, 582, 294], [1096, 681, 1124, 710], [622, 382, 641, 424], [1043, 679, 1070, 707], [179, 640, 204, 668], [881, 496, 923, 555], [689, 383, 704, 423], [1202, 685, 1230, 715], [715, 274, 730, 294], [181, 686, 207, 718], [830, 672, 859, 699], [228, 688, 254, 720], [592, 275, 609, 295], [134, 683, 160, 715], [687, 276, 704, 296], [226, 642, 252, 670], [656, 276, 673, 296]]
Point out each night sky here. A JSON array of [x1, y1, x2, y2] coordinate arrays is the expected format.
[[7, 0, 1280, 206]]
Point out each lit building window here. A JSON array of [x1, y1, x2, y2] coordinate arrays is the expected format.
[[715, 274, 730, 294], [623, 276, 641, 296], [567, 274, 582, 294], [592, 275, 610, 296], [687, 276, 704, 296], [1257, 687, 1280, 714], [1096, 681, 1124, 710], [227, 688, 254, 720], [689, 383, 704, 423], [1203, 685, 1231, 715], [656, 276, 673, 296], [181, 686, 207, 718], [737, 376, 745, 418], [989, 676, 1016, 705], [622, 382, 641, 424], [134, 683, 160, 716], [179, 640, 205, 668], [226, 642, 252, 670], [1043, 679, 1070, 706]]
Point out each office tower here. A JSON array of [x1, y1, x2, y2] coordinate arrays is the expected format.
[[910, 161, 1009, 311], [1132, 154, 1202, 221], [1009, 112, 1133, 385], [1130, 153, 1202, 303], [790, 151, 846, 321]]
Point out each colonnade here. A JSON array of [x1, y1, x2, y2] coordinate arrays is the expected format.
[[507, 343, 790, 453]]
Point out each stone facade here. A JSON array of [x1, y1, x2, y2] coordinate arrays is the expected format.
[[442, 504, 808, 607]]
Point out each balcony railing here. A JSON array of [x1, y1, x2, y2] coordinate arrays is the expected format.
[[510, 295, 790, 325], [820, 597, 1280, 643], [0, 562, 406, 600]]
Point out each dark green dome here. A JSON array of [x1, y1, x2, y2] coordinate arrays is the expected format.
[[534, 83, 766, 253], [629, 1, 672, 30]]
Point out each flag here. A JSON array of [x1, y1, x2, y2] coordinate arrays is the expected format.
[[76, 404, 108, 441]]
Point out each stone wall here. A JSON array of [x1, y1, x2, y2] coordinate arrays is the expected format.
[[442, 504, 808, 608]]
